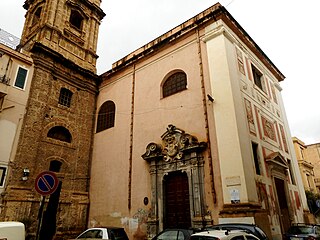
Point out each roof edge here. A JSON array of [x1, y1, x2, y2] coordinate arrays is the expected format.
[[102, 3, 285, 82]]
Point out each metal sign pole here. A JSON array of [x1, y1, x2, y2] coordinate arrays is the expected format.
[[35, 196, 46, 240]]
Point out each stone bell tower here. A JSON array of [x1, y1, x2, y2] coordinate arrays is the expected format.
[[19, 0, 104, 72], [1, 0, 105, 239]]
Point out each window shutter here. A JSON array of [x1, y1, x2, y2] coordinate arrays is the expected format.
[[15, 67, 28, 89]]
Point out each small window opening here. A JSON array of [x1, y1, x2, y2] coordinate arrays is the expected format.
[[287, 159, 296, 185], [70, 10, 83, 30], [32, 7, 42, 26], [96, 101, 116, 133], [252, 142, 261, 175], [49, 160, 62, 173], [59, 88, 73, 107], [162, 72, 187, 98], [47, 126, 72, 143], [251, 64, 264, 92]]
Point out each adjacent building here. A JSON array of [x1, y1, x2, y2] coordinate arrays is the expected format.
[[293, 137, 317, 193], [91, 3, 310, 240], [0, 0, 105, 239], [304, 142, 320, 191], [0, 29, 33, 200]]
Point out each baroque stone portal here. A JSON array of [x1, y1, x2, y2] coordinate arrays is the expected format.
[[142, 124, 210, 237]]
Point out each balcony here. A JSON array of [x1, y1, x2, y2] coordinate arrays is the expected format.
[[0, 75, 10, 95]]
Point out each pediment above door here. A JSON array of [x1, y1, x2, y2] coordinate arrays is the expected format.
[[142, 124, 206, 162], [266, 151, 288, 174]]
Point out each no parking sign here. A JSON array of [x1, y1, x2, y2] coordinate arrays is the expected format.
[[34, 171, 59, 196]]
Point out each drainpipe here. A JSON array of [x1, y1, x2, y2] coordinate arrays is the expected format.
[[155, 160, 159, 234], [196, 28, 216, 203], [128, 64, 136, 210], [197, 155, 206, 229]]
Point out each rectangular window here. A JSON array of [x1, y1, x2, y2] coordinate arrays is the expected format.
[[300, 147, 304, 159], [251, 64, 264, 92], [306, 174, 312, 189], [14, 67, 28, 89], [251, 142, 261, 175], [0, 166, 7, 187], [287, 159, 296, 185], [58, 88, 73, 107]]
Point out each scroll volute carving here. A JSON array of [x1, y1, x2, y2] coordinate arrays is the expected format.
[[141, 143, 163, 161]]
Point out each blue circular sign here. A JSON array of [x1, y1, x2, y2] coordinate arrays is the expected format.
[[35, 171, 59, 196]]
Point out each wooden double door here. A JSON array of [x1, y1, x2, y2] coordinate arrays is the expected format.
[[164, 171, 191, 229]]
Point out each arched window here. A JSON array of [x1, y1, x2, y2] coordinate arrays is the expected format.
[[58, 88, 73, 107], [32, 7, 42, 26], [69, 10, 83, 30], [47, 126, 72, 143], [49, 160, 62, 173], [96, 101, 116, 133], [162, 71, 187, 98]]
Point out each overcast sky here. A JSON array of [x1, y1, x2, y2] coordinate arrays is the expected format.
[[1, 0, 319, 145]]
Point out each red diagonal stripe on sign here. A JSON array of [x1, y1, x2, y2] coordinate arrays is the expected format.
[[41, 174, 54, 191]]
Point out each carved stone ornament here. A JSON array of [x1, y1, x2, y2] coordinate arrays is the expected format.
[[142, 124, 206, 162], [141, 143, 163, 160]]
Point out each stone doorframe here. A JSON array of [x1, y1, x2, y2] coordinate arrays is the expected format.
[[266, 152, 294, 233], [142, 125, 211, 237]]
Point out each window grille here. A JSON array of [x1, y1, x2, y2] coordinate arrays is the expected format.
[[96, 101, 116, 132], [59, 88, 73, 107], [163, 72, 187, 98]]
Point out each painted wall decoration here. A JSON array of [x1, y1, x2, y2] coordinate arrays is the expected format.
[[256, 182, 270, 211], [261, 116, 277, 142], [244, 98, 256, 135], [290, 190, 297, 213], [236, 47, 246, 75], [271, 84, 278, 104], [294, 191, 301, 209], [279, 124, 289, 153], [268, 184, 276, 225], [133, 208, 149, 224]]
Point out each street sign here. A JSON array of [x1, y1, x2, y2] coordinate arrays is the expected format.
[[34, 171, 59, 196]]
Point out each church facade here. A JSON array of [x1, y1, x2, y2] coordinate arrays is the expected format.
[[91, 3, 310, 240]]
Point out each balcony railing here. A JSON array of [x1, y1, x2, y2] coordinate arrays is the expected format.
[[0, 75, 10, 85]]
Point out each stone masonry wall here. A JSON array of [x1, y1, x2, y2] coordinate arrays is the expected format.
[[1, 48, 98, 239]]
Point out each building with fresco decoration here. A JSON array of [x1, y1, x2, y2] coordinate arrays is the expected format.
[[91, 3, 311, 240]]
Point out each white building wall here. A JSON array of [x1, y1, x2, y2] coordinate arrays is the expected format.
[[204, 21, 256, 206], [204, 19, 309, 238]]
